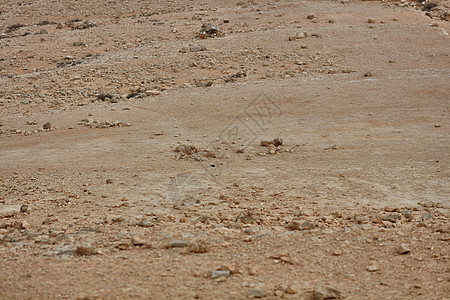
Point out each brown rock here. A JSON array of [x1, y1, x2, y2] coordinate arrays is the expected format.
[[314, 283, 341, 300], [287, 220, 300, 230], [131, 236, 146, 246], [75, 244, 96, 256], [43, 122, 51, 130], [20, 204, 29, 213], [397, 243, 411, 254], [218, 263, 240, 274], [286, 283, 301, 294], [366, 264, 379, 272], [272, 137, 283, 146]]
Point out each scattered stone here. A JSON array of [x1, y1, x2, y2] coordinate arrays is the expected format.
[[313, 283, 341, 300], [435, 124, 440, 127], [170, 240, 188, 248], [211, 270, 231, 279], [397, 243, 411, 254], [367, 18, 376, 24], [364, 71, 372, 77], [307, 14, 315, 19]]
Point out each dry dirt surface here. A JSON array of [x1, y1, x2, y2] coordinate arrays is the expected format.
[[1, 0, 449, 299]]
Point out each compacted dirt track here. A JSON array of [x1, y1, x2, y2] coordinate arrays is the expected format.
[[0, 0, 449, 299]]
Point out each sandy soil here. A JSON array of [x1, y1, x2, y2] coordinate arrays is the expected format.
[[0, 0, 449, 299]]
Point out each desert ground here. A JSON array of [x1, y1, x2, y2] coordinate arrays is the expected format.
[[0, 0, 449, 299]]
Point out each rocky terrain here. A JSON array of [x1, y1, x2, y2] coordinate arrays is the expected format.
[[0, 0, 449, 299]]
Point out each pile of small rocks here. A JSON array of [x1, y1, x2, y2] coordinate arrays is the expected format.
[[0, 122, 55, 136], [78, 118, 131, 128], [259, 138, 293, 155], [174, 144, 219, 161]]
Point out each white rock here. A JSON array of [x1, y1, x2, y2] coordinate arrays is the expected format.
[[145, 89, 161, 96], [0, 205, 21, 218]]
